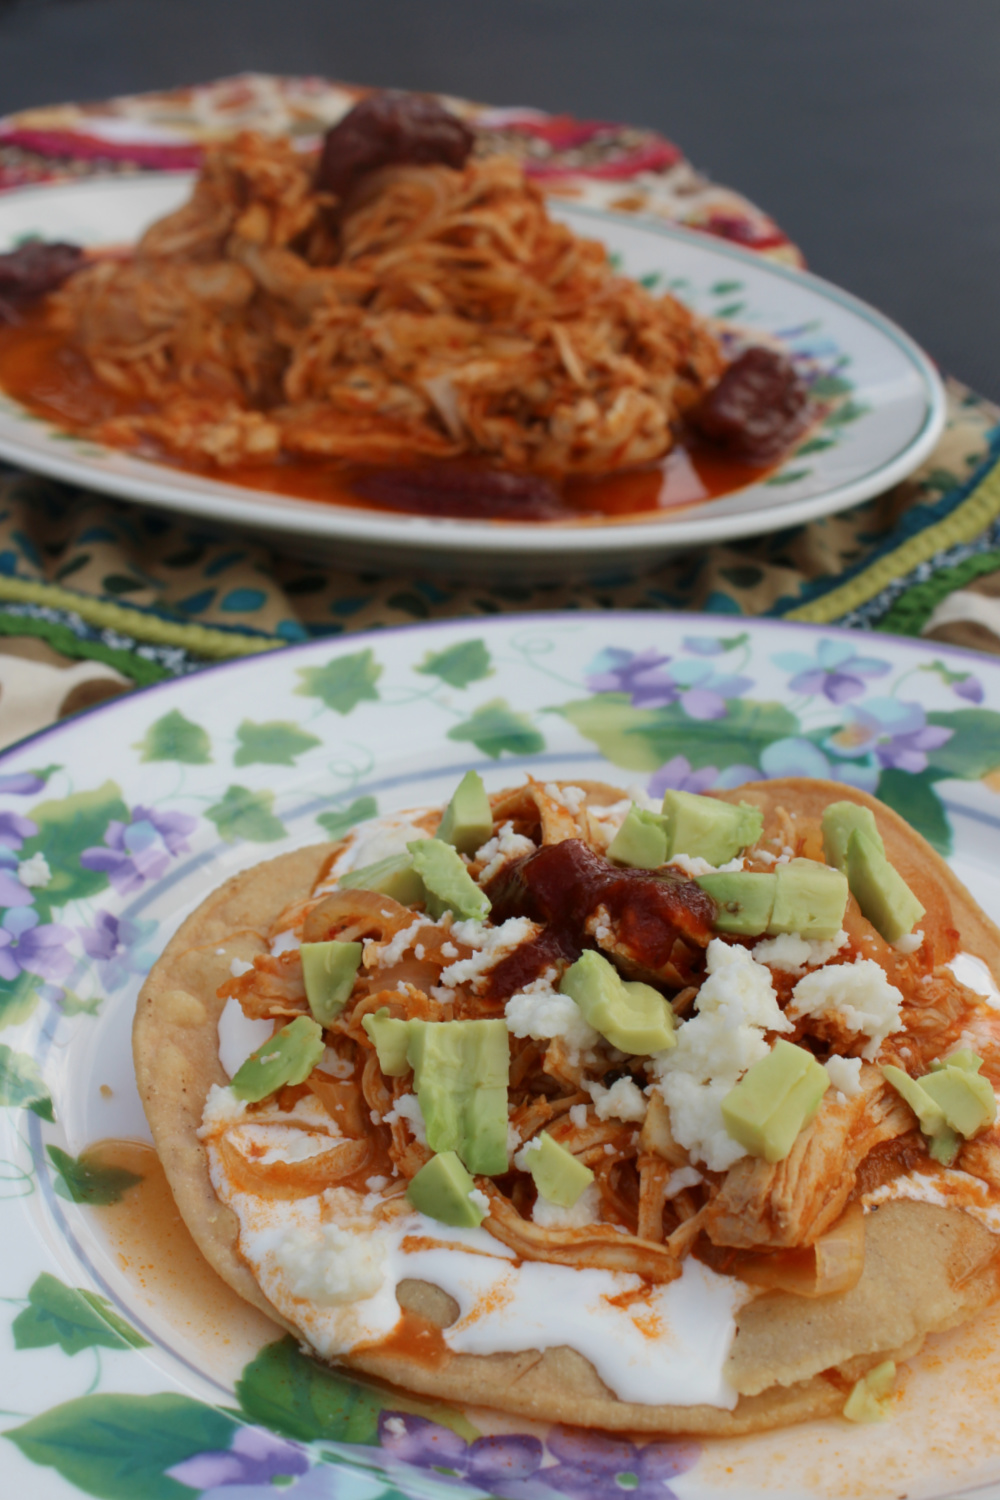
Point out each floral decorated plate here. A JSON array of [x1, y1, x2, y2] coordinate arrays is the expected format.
[[0, 175, 944, 582], [2, 611, 1000, 1500]]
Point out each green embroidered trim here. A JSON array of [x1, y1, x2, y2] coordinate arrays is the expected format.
[[877, 548, 1000, 637], [0, 610, 170, 685], [0, 577, 283, 659], [786, 460, 1000, 625]]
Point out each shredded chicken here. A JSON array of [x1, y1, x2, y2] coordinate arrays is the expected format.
[[52, 134, 722, 475]]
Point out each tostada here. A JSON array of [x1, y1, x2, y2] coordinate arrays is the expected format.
[[134, 774, 1000, 1433]]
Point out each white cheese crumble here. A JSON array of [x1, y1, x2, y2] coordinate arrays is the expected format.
[[788, 959, 903, 1060], [504, 975, 600, 1052], [17, 852, 51, 888], [892, 930, 925, 954], [373, 917, 430, 969], [532, 1181, 601, 1228], [441, 917, 537, 988], [271, 929, 300, 956], [229, 956, 255, 978], [543, 783, 588, 813], [270, 1221, 387, 1306], [513, 1136, 543, 1168], [506, 1121, 523, 1153], [568, 1103, 589, 1129], [468, 1188, 490, 1215], [752, 930, 849, 975], [824, 1054, 863, 1097], [665, 1165, 703, 1199], [475, 822, 536, 885], [649, 939, 794, 1172], [198, 1083, 250, 1134], [584, 1076, 648, 1123], [384, 1093, 427, 1144]]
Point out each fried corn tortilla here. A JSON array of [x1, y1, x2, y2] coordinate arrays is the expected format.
[[133, 778, 1000, 1434]]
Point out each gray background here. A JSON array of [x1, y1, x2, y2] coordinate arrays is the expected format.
[[0, 0, 997, 399]]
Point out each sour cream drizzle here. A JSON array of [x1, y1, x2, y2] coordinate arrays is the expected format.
[[204, 1116, 747, 1408]]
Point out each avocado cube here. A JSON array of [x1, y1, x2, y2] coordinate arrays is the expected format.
[[300, 940, 362, 1025], [406, 1151, 486, 1228], [822, 801, 885, 873], [920, 1065, 997, 1138], [928, 1127, 960, 1166], [931, 1049, 983, 1074], [770, 859, 848, 940], [845, 830, 925, 944], [231, 1015, 325, 1103], [696, 871, 776, 936], [437, 770, 494, 856], [607, 805, 669, 870], [660, 790, 763, 866], [721, 1039, 830, 1163], [559, 950, 676, 1054], [520, 1131, 594, 1208], [880, 1064, 948, 1138], [339, 852, 426, 907], [407, 1017, 509, 1175], [362, 1007, 413, 1076], [408, 840, 490, 921], [843, 1360, 896, 1424]]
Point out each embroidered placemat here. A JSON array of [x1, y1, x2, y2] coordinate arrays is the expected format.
[[0, 73, 997, 748]]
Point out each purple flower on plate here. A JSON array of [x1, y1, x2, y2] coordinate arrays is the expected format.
[[585, 648, 751, 721], [167, 1424, 310, 1491], [0, 811, 36, 851], [647, 755, 718, 799], [78, 911, 158, 991], [537, 1426, 699, 1500], [712, 736, 880, 795], [80, 805, 197, 895], [0, 906, 74, 984], [953, 672, 984, 704], [378, 1412, 548, 1498], [825, 698, 953, 774], [772, 639, 890, 704], [0, 769, 51, 796]]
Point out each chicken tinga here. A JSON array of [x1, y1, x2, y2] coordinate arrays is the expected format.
[[134, 775, 1000, 1434], [0, 92, 809, 522]]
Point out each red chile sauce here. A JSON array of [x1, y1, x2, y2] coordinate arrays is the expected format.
[[482, 838, 715, 999], [0, 307, 802, 525]]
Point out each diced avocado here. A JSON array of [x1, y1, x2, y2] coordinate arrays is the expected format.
[[928, 1128, 960, 1166], [362, 1007, 413, 1077], [559, 950, 676, 1054], [607, 805, 668, 869], [721, 1039, 830, 1163], [920, 1065, 997, 1138], [437, 771, 494, 856], [407, 1018, 509, 1175], [300, 939, 362, 1025], [846, 830, 925, 944], [931, 1049, 983, 1074], [231, 1015, 325, 1103], [843, 1360, 896, 1424], [519, 1131, 594, 1208], [770, 858, 848, 940], [697, 871, 776, 936], [660, 790, 763, 866], [406, 1151, 486, 1228], [408, 840, 490, 922], [339, 851, 426, 906], [880, 1064, 949, 1138], [822, 801, 885, 873]]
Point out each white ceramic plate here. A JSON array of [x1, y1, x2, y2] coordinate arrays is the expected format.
[[2, 612, 1000, 1499], [0, 175, 945, 582]]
